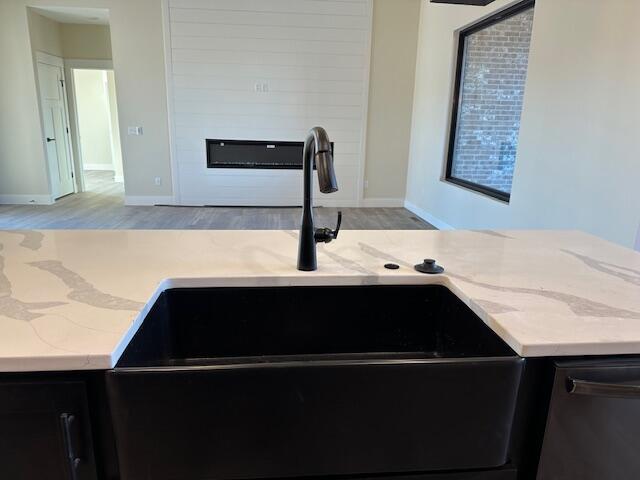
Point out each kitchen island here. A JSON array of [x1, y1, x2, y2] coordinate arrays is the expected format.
[[1, 229, 639, 480]]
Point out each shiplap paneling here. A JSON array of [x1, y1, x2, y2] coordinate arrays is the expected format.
[[169, 0, 368, 16], [166, 0, 372, 206]]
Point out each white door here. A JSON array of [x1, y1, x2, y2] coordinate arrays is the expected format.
[[37, 60, 75, 199]]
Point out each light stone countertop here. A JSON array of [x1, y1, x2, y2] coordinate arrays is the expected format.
[[0, 229, 639, 372]]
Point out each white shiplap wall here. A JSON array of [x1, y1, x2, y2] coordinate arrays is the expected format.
[[165, 0, 373, 206]]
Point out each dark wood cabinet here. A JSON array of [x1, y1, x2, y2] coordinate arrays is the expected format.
[[537, 359, 640, 479], [2, 356, 638, 480], [0, 380, 98, 480]]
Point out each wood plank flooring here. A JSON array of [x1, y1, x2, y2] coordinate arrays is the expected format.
[[0, 171, 434, 230]]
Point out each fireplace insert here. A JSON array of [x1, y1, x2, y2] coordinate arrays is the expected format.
[[206, 139, 333, 170]]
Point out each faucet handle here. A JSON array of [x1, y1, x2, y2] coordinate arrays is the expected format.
[[333, 210, 342, 239], [315, 211, 342, 244]]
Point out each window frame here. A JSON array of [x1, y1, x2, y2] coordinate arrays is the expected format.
[[444, 0, 536, 203]]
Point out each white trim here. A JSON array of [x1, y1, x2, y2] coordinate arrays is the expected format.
[[103, 71, 117, 177], [64, 59, 121, 194], [356, 0, 374, 207], [114, 174, 124, 183], [0, 195, 54, 205], [314, 199, 358, 208], [161, 0, 180, 205], [361, 197, 405, 208], [175, 198, 360, 208], [32, 53, 55, 199], [83, 164, 114, 171], [124, 195, 174, 206], [63, 63, 84, 192], [35, 51, 63, 67], [404, 200, 454, 230]]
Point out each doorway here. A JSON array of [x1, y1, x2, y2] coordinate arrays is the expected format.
[[27, 5, 122, 204], [70, 68, 123, 195], [36, 53, 75, 200]]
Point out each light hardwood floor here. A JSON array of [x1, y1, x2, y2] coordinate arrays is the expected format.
[[0, 171, 434, 230]]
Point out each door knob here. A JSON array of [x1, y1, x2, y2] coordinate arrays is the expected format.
[[46, 137, 56, 142]]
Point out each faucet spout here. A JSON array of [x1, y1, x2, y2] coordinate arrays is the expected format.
[[297, 127, 341, 272]]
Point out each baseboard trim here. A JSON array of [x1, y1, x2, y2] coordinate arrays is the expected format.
[[113, 175, 124, 183], [316, 199, 358, 208], [84, 165, 114, 172], [360, 197, 404, 208], [404, 200, 454, 230], [125, 195, 175, 206], [177, 198, 361, 208], [0, 194, 54, 205]]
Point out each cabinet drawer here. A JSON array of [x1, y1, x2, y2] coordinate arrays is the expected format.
[[538, 359, 640, 479]]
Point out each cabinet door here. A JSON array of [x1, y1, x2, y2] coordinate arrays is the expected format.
[[538, 360, 640, 480], [0, 381, 98, 480]]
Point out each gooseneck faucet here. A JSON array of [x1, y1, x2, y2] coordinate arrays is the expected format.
[[297, 127, 341, 271]]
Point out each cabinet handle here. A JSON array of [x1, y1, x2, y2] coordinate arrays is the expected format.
[[568, 378, 640, 399], [46, 137, 56, 142], [60, 413, 82, 480]]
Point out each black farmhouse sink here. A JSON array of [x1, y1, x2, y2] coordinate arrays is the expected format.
[[107, 285, 524, 480]]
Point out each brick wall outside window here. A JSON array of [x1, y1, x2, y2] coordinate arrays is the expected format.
[[450, 7, 534, 195]]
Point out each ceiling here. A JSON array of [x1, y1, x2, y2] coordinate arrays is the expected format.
[[30, 6, 110, 25]]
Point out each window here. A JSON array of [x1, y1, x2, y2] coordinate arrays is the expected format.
[[445, 0, 535, 202]]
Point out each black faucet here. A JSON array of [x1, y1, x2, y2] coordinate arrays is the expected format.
[[297, 127, 341, 272]]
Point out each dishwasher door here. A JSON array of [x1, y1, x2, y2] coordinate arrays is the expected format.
[[537, 358, 640, 480]]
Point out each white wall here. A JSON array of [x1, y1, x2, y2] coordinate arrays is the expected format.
[[406, 0, 640, 248], [61, 24, 112, 60], [364, 0, 420, 205], [27, 8, 63, 58], [0, 8, 62, 204], [0, 0, 172, 205], [3, 0, 420, 207], [74, 69, 114, 171], [166, 0, 373, 206]]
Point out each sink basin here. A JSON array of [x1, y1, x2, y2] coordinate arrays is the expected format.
[[107, 285, 523, 480]]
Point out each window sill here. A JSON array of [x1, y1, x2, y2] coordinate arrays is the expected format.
[[443, 177, 511, 204]]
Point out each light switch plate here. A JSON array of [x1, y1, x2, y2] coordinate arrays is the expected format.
[[254, 82, 269, 93], [128, 126, 143, 136]]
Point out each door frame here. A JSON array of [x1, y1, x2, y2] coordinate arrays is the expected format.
[[64, 59, 115, 193], [35, 51, 76, 201]]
